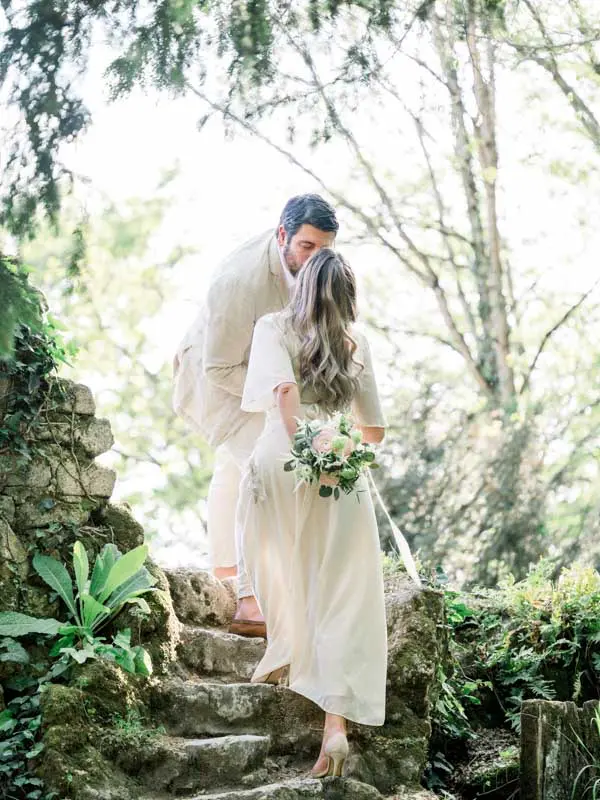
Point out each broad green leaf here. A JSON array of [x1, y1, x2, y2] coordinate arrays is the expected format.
[[61, 647, 94, 664], [25, 742, 44, 759], [0, 710, 16, 734], [125, 597, 151, 614], [98, 545, 148, 604], [0, 638, 29, 664], [49, 634, 76, 657], [89, 543, 121, 597], [0, 612, 61, 638], [113, 648, 136, 674], [105, 568, 156, 609], [58, 624, 83, 635], [133, 646, 153, 676], [80, 594, 110, 629], [73, 541, 89, 598], [32, 554, 78, 621], [113, 628, 131, 649]]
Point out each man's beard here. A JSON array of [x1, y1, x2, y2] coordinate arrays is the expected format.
[[282, 243, 302, 275]]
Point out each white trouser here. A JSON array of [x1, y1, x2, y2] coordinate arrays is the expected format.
[[207, 414, 265, 599]]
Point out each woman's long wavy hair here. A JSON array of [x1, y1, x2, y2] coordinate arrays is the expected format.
[[286, 248, 362, 414]]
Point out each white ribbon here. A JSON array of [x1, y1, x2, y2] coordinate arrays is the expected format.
[[368, 471, 422, 588]]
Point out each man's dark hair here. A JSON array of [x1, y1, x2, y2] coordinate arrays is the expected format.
[[279, 194, 339, 238]]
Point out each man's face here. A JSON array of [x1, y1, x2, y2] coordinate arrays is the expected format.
[[278, 223, 335, 274]]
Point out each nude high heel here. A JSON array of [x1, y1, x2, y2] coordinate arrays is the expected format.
[[311, 731, 349, 778]]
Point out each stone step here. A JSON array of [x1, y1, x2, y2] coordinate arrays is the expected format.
[[150, 678, 323, 753], [178, 624, 266, 681], [186, 776, 383, 800], [141, 776, 383, 800], [117, 733, 270, 794], [164, 568, 236, 627]]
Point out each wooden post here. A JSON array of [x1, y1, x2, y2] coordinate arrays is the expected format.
[[521, 700, 600, 800]]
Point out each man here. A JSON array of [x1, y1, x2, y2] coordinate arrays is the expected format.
[[173, 194, 338, 636]]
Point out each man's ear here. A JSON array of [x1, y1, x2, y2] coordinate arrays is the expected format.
[[277, 225, 287, 247]]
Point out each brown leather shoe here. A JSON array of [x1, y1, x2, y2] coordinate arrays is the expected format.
[[228, 618, 267, 639]]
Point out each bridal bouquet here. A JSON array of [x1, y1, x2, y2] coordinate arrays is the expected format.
[[283, 413, 377, 499]]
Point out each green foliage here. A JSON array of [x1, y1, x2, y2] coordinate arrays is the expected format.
[[100, 707, 165, 750], [0, 658, 69, 800], [0, 256, 42, 359], [0, 0, 400, 238], [0, 541, 159, 675], [473, 561, 600, 730], [426, 562, 600, 791], [0, 308, 75, 461], [433, 561, 600, 741]]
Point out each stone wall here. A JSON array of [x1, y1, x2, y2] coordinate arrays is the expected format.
[[0, 376, 179, 683]]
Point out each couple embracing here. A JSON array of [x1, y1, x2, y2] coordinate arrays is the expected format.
[[173, 194, 419, 777]]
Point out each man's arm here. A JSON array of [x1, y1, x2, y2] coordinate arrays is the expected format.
[[203, 272, 255, 398]]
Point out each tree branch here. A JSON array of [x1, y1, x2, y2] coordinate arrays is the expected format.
[[515, 0, 600, 151], [520, 277, 600, 395]]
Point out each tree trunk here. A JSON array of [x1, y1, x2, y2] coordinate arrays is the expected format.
[[467, 2, 516, 407]]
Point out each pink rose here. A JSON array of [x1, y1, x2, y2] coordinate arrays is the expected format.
[[312, 428, 336, 454]]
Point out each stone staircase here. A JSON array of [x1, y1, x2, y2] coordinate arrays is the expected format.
[[82, 568, 442, 800]]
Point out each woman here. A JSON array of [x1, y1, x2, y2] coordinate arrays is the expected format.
[[237, 248, 388, 778]]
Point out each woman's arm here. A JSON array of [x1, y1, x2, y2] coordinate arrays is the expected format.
[[276, 382, 301, 440]]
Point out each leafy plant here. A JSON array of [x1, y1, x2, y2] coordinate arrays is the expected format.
[[0, 312, 75, 461], [0, 658, 69, 800], [100, 708, 165, 752], [427, 562, 600, 793], [0, 541, 160, 675]]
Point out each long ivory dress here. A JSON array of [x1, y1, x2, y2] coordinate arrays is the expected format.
[[237, 312, 388, 726]]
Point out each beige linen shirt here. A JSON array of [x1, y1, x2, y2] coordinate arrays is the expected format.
[[172, 230, 291, 447]]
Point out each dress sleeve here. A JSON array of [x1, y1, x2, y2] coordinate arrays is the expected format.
[[241, 315, 297, 413], [351, 331, 386, 428]]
